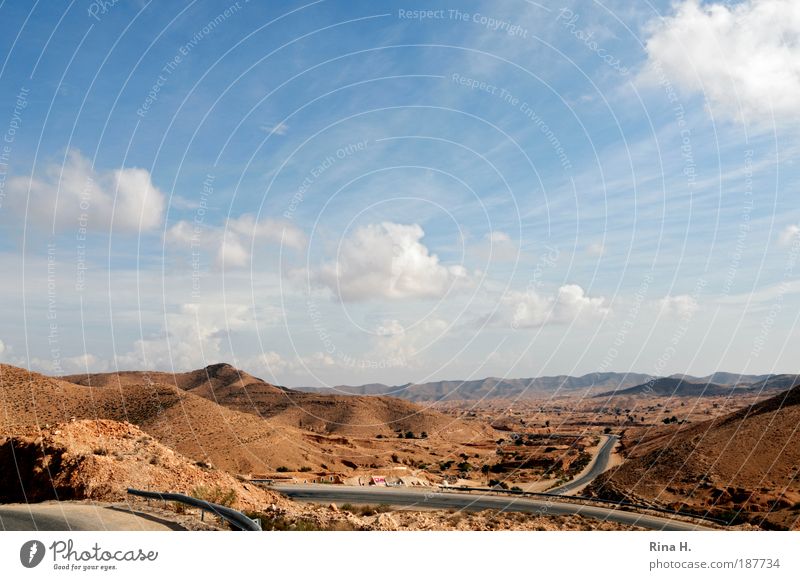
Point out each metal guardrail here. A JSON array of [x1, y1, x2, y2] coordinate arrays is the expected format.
[[127, 488, 261, 531], [438, 485, 729, 526]]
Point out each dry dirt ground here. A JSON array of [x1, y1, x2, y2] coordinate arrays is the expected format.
[[587, 385, 800, 530], [3, 363, 797, 530]]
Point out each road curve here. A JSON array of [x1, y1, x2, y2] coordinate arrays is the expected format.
[[0, 502, 184, 531], [549, 434, 619, 495], [271, 484, 711, 531]]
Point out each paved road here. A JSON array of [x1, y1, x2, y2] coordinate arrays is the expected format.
[[0, 502, 184, 531], [549, 434, 619, 495], [271, 484, 710, 531]]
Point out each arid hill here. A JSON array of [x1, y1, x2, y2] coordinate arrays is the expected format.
[[63, 363, 490, 441], [594, 377, 735, 398], [2, 363, 491, 477], [0, 363, 328, 474], [668, 372, 772, 386], [589, 383, 800, 529], [63, 362, 291, 399], [0, 419, 281, 511], [302, 372, 656, 401], [745, 374, 800, 394]]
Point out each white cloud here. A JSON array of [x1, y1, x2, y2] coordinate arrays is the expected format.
[[6, 149, 166, 232], [586, 241, 606, 257], [260, 122, 289, 135], [316, 222, 469, 302], [62, 353, 107, 373], [778, 224, 800, 246], [503, 284, 608, 329], [643, 0, 800, 126], [659, 294, 699, 318], [476, 230, 518, 262], [370, 317, 448, 364], [0, 339, 5, 357], [239, 350, 337, 380], [166, 214, 307, 269], [116, 303, 253, 370]]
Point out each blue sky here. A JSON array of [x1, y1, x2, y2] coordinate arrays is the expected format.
[[1, 0, 798, 386]]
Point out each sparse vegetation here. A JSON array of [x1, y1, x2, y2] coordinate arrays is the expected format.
[[276, 466, 290, 473], [191, 485, 237, 507], [298, 466, 312, 472], [245, 511, 359, 531], [172, 501, 188, 514], [339, 503, 393, 517]]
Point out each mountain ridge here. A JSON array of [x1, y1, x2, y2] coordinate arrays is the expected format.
[[299, 372, 785, 401]]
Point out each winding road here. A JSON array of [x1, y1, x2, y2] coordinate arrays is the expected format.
[[548, 434, 619, 495], [270, 484, 710, 531]]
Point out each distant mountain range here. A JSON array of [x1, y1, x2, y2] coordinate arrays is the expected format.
[[300, 372, 799, 402]]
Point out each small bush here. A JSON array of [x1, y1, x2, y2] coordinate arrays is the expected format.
[[276, 466, 290, 473], [244, 511, 359, 532], [298, 466, 312, 472], [192, 485, 237, 507], [172, 502, 188, 514], [93, 447, 108, 456], [339, 503, 392, 517]]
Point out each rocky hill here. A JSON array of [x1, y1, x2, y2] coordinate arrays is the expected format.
[[588, 382, 800, 529], [302, 372, 656, 401], [594, 377, 735, 398]]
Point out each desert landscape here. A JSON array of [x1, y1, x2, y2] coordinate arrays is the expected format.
[[2, 362, 797, 531]]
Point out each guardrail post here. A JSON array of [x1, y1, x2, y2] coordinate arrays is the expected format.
[[127, 488, 261, 531]]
